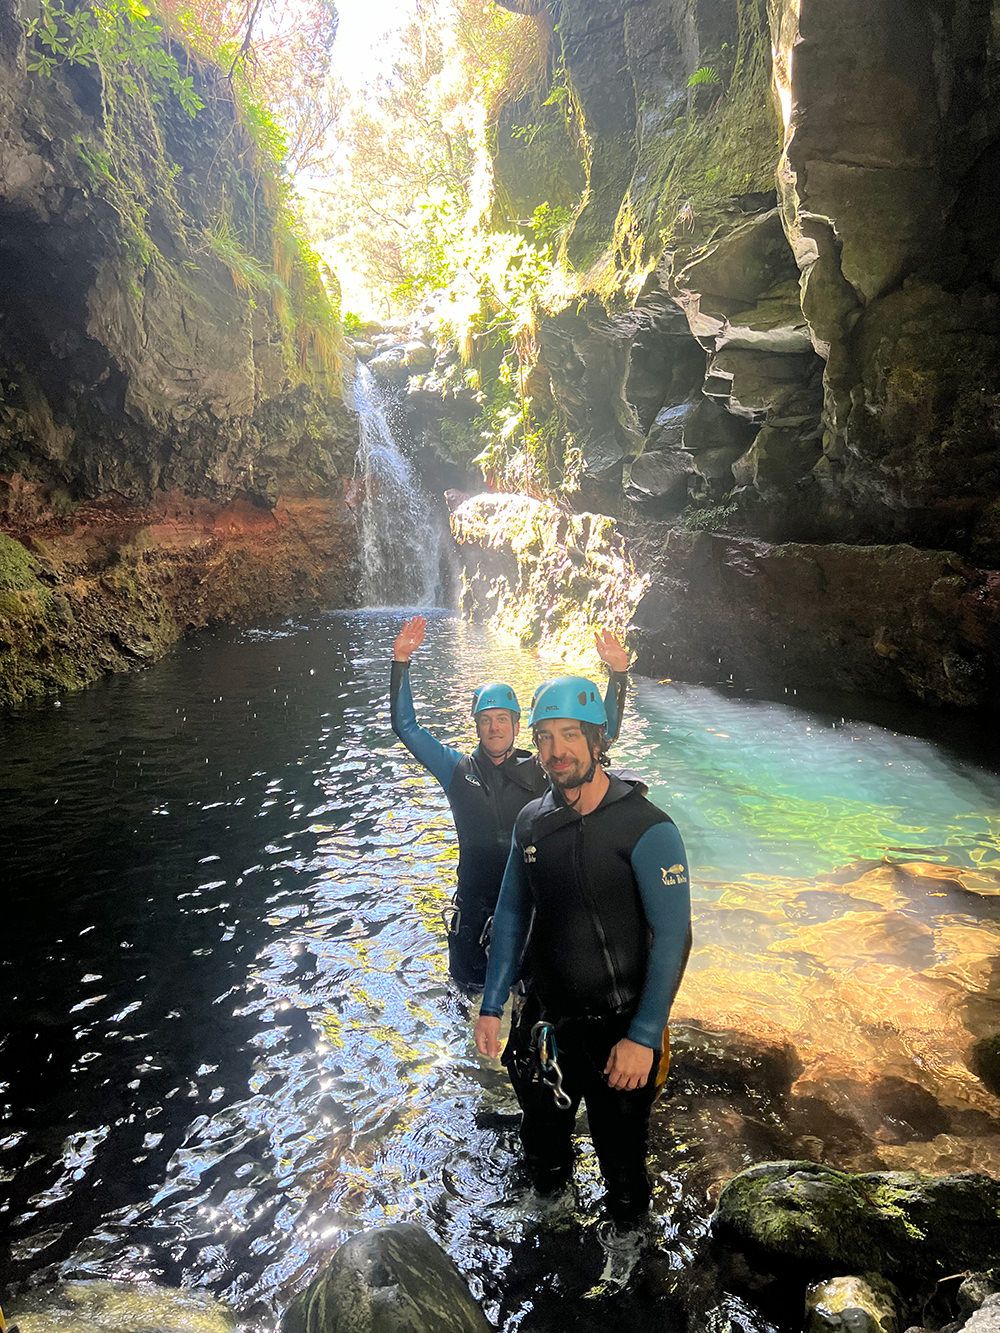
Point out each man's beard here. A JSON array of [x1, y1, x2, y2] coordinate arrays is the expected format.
[[545, 756, 596, 791]]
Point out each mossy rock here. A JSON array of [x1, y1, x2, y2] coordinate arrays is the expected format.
[[713, 1160, 1000, 1280], [0, 531, 43, 593]]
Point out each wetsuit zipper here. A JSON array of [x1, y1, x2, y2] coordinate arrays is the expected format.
[[473, 749, 510, 846], [576, 814, 624, 1012]]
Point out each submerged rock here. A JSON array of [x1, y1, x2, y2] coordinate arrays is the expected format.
[[8, 1280, 236, 1332], [713, 1161, 1000, 1280], [970, 1036, 1000, 1099], [282, 1223, 490, 1333], [805, 1274, 900, 1333]]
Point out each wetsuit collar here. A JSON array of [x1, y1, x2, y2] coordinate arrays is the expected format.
[[531, 771, 647, 838], [471, 745, 541, 792]]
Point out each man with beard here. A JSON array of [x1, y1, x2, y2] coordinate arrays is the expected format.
[[474, 675, 691, 1227], [390, 620, 629, 992]]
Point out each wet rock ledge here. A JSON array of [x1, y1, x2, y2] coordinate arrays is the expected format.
[[450, 492, 1000, 710]]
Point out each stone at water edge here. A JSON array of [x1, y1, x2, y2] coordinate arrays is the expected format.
[[960, 1276, 1000, 1317], [805, 1275, 900, 1333], [281, 1223, 490, 1333], [711, 1161, 1000, 1279], [7, 1279, 237, 1332], [963, 1295, 1000, 1332]]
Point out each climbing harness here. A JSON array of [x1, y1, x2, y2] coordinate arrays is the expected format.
[[531, 1020, 572, 1109], [441, 897, 460, 936]]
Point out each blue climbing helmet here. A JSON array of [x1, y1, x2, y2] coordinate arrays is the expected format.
[[528, 676, 607, 730], [471, 681, 521, 717]]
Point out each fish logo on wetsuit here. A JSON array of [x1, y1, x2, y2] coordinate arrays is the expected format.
[[523, 845, 537, 864], [661, 863, 688, 886]]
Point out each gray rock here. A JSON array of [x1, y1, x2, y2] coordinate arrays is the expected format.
[[646, 400, 697, 452], [673, 213, 813, 357], [624, 449, 694, 503], [400, 341, 434, 372], [804, 1275, 899, 1332], [281, 1223, 490, 1333], [959, 1276, 1000, 1317], [367, 349, 408, 384], [964, 1295, 1000, 1332]]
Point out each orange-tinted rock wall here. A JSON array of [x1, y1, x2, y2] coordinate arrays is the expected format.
[[0, 483, 359, 707]]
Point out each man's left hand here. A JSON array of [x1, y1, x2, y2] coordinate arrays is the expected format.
[[604, 1037, 654, 1090], [595, 629, 630, 674]]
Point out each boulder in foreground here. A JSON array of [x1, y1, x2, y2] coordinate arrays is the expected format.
[[713, 1160, 1000, 1278], [282, 1223, 490, 1333]]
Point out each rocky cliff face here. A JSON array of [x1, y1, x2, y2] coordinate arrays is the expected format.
[[452, 492, 1000, 709], [0, 0, 357, 706], [451, 0, 1000, 708], [506, 0, 1000, 556]]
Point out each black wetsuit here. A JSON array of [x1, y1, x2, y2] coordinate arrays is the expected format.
[[389, 661, 626, 991], [482, 775, 691, 1222]]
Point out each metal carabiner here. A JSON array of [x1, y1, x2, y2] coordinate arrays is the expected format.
[[544, 1061, 572, 1111], [531, 1021, 572, 1110], [441, 901, 461, 935]]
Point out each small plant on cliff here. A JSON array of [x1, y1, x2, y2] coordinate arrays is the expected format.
[[687, 65, 721, 89], [207, 214, 273, 293], [26, 0, 203, 115], [678, 500, 739, 531], [27, 0, 202, 263]]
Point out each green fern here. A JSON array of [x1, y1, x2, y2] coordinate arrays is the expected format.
[[687, 65, 721, 88]]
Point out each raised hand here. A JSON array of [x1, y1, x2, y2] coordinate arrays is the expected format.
[[393, 616, 427, 663], [594, 628, 630, 674]]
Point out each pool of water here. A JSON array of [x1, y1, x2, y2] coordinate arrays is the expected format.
[[2, 610, 999, 1329]]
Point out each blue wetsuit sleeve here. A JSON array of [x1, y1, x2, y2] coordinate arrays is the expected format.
[[480, 831, 532, 1017], [389, 662, 462, 789], [604, 671, 627, 744], [627, 821, 692, 1049]]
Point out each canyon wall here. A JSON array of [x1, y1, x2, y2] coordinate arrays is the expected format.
[[0, 0, 357, 706]]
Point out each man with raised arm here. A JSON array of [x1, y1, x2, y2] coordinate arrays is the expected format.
[[474, 675, 691, 1228], [390, 618, 628, 992]]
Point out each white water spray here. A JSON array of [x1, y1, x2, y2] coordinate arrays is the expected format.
[[351, 362, 454, 607]]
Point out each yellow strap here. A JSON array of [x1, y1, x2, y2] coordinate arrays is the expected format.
[[0, 1300, 8, 1331], [654, 1025, 671, 1090]]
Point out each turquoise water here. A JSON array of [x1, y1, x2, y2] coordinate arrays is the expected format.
[[1, 609, 998, 1330], [614, 679, 1000, 882]]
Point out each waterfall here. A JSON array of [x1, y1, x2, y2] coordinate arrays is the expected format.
[[351, 362, 454, 608]]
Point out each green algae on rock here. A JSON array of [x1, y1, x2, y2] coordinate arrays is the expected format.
[[713, 1161, 1000, 1279], [9, 1279, 237, 1333]]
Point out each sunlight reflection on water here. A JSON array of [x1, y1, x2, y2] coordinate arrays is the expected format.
[[2, 609, 999, 1329]]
